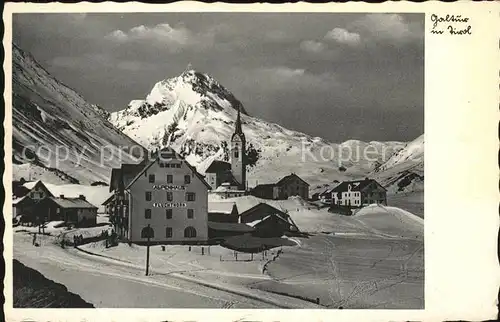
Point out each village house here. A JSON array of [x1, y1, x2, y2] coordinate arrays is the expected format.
[[108, 147, 211, 245], [12, 195, 37, 221], [204, 161, 235, 190], [251, 173, 309, 200], [212, 184, 246, 199], [208, 201, 239, 223], [250, 184, 276, 199], [207, 221, 254, 240], [24, 180, 54, 201], [13, 180, 98, 227], [37, 195, 98, 227], [12, 178, 30, 199], [239, 203, 300, 236], [331, 178, 387, 208], [12, 180, 54, 222]]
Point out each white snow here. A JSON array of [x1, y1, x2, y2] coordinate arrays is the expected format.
[[109, 68, 411, 191], [22, 182, 110, 207]]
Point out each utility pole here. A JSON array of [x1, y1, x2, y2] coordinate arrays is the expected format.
[[145, 224, 151, 276]]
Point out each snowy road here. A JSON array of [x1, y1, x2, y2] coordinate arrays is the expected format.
[[13, 234, 290, 308], [13, 231, 423, 309]]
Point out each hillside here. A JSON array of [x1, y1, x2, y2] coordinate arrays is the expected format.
[[371, 134, 424, 193], [109, 68, 414, 190], [12, 44, 146, 184], [13, 259, 94, 308]]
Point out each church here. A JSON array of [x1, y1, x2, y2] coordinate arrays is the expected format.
[[205, 107, 247, 196]]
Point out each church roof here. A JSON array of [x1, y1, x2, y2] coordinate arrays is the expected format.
[[205, 160, 231, 173], [231, 106, 246, 143]]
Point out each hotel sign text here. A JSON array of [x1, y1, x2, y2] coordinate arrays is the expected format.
[[152, 185, 186, 191], [153, 202, 187, 208]]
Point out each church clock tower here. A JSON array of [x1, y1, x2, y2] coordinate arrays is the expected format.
[[231, 106, 246, 190]]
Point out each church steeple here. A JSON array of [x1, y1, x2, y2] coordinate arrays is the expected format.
[[235, 106, 243, 135], [231, 105, 246, 190], [232, 106, 245, 144]]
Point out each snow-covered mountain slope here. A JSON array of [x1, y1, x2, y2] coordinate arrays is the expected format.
[[109, 68, 409, 190], [12, 44, 145, 184], [371, 134, 424, 193]]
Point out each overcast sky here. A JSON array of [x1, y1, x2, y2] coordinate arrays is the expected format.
[[13, 13, 424, 142]]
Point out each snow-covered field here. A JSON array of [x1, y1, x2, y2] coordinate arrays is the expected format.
[[14, 220, 112, 242], [13, 192, 423, 308]]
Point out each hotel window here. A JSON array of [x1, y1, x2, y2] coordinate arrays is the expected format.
[[176, 164, 181, 168], [187, 209, 194, 219], [149, 174, 155, 183], [145, 209, 151, 219], [184, 175, 191, 184], [166, 164, 171, 168], [167, 191, 173, 201], [186, 192, 196, 202], [165, 227, 173, 238], [184, 226, 197, 238], [166, 209, 172, 219], [234, 150, 239, 158], [167, 174, 173, 184], [159, 163, 164, 168], [145, 191, 152, 201]]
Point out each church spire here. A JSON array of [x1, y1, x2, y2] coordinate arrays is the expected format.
[[235, 106, 243, 135]]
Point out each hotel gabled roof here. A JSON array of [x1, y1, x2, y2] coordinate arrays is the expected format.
[[125, 147, 212, 190]]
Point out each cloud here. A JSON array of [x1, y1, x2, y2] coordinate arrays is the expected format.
[[105, 23, 216, 52], [300, 40, 327, 53], [246, 66, 338, 91], [351, 14, 423, 43], [324, 28, 361, 46]]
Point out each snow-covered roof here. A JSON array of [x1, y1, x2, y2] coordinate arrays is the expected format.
[[246, 215, 271, 227], [208, 201, 237, 214], [332, 178, 386, 192], [125, 147, 211, 190], [214, 184, 244, 193], [46, 196, 98, 209], [12, 196, 23, 205]]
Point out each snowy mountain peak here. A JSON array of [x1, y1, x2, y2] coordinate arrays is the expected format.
[[109, 70, 414, 191], [117, 68, 248, 123]]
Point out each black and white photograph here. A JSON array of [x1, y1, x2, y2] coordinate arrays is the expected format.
[[6, 2, 500, 320], [8, 11, 426, 310]]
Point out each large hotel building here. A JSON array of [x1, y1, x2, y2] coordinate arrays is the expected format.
[[107, 148, 211, 244], [105, 108, 247, 245]]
